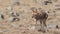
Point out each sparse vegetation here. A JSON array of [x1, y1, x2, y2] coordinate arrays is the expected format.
[[0, 0, 60, 34]]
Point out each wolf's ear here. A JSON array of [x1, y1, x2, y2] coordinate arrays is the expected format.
[[31, 7, 37, 11], [30, 7, 35, 11]]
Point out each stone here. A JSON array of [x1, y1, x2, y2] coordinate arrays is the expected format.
[[8, 12, 20, 17], [7, 17, 20, 22], [0, 12, 4, 20], [12, 0, 20, 5], [47, 24, 58, 29], [6, 6, 13, 11], [42, 0, 52, 5]]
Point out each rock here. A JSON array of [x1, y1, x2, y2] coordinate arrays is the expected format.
[[3, 29, 9, 32], [8, 12, 20, 17], [12, 0, 20, 5], [47, 24, 59, 29], [56, 25, 59, 29], [27, 24, 35, 30], [54, 2, 60, 10], [42, 0, 52, 5], [30, 7, 37, 12], [29, 26, 35, 30], [0, 12, 4, 20], [7, 17, 20, 22], [7, 17, 14, 22], [6, 6, 13, 11]]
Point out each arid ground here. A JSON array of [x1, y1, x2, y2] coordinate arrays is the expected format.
[[0, 0, 60, 34]]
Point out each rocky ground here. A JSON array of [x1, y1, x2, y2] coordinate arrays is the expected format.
[[0, 0, 60, 34]]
